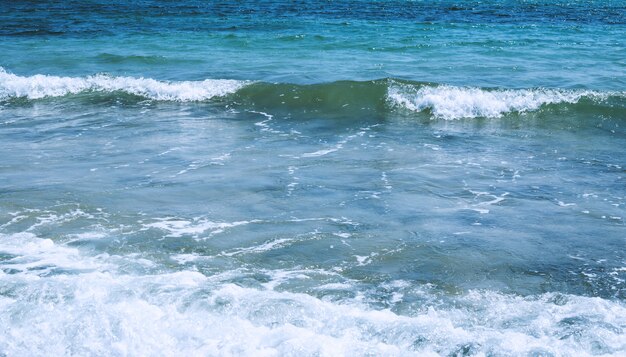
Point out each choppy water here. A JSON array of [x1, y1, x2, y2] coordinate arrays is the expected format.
[[1, 1, 625, 356]]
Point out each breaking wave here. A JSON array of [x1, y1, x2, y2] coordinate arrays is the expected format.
[[387, 82, 621, 120], [1, 68, 624, 119], [0, 67, 247, 101]]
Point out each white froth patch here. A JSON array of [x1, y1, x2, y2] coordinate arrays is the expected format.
[[145, 218, 261, 238], [171, 253, 203, 264], [300, 131, 366, 158], [0, 232, 105, 275], [221, 238, 293, 257], [315, 283, 354, 290], [355, 252, 379, 266], [301, 147, 341, 158], [0, 67, 247, 101], [333, 232, 351, 238], [388, 83, 615, 120], [69, 231, 108, 241]]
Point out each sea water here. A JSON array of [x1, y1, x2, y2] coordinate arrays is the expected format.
[[0, 1, 625, 356]]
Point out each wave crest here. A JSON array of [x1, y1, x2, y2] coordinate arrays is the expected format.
[[387, 82, 617, 119], [0, 68, 248, 101], [1, 68, 623, 119]]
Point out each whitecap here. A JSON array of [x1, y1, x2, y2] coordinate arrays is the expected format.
[[387, 82, 618, 120], [0, 67, 248, 101]]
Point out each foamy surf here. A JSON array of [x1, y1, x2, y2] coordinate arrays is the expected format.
[[0, 67, 248, 101], [0, 232, 625, 356], [387, 82, 619, 120]]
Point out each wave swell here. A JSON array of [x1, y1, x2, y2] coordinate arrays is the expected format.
[[1, 68, 623, 120]]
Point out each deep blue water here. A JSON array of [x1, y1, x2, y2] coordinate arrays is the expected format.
[[1, 1, 625, 355]]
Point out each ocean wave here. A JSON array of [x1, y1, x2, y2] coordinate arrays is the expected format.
[[0, 67, 248, 101], [1, 68, 623, 119], [236, 80, 623, 120], [387, 82, 619, 119]]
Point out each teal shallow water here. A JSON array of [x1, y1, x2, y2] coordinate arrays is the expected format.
[[1, 1, 625, 355], [1, 1, 625, 88]]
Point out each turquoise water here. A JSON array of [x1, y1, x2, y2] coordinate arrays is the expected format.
[[1, 1, 625, 355]]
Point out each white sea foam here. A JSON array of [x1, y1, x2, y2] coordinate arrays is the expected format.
[[387, 83, 617, 120], [301, 147, 341, 158], [144, 217, 261, 238], [0, 232, 109, 277], [0, 67, 247, 101], [0, 232, 625, 356], [300, 130, 366, 158], [221, 238, 293, 257]]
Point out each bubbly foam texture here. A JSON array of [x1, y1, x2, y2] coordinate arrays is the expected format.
[[388, 83, 617, 119], [144, 218, 261, 238], [1, 232, 625, 356], [0, 68, 247, 101]]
